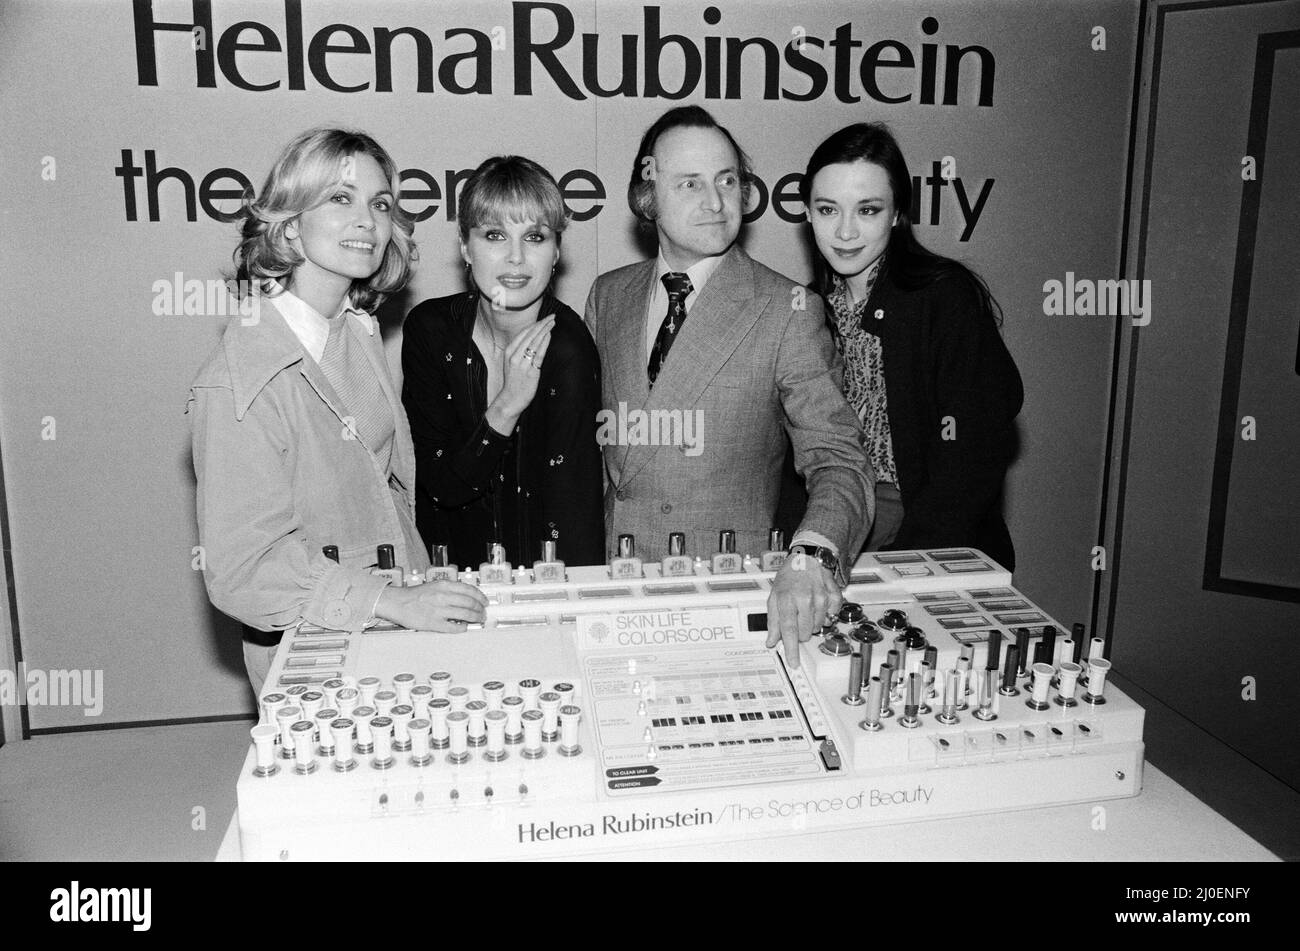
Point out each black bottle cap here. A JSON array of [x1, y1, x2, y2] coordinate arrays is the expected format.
[[376, 544, 395, 570], [1001, 644, 1020, 689], [985, 630, 1003, 671], [322, 545, 339, 563]]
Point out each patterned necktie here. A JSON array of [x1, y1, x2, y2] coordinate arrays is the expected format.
[[317, 314, 396, 471], [648, 272, 693, 386]]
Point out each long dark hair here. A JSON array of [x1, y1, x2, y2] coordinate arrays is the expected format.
[[801, 123, 1000, 322]]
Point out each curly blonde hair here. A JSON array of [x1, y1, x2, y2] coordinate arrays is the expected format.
[[228, 128, 416, 312]]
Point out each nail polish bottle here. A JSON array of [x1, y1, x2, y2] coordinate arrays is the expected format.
[[660, 532, 692, 577], [609, 534, 643, 580], [533, 540, 567, 584], [425, 544, 459, 583], [371, 544, 404, 586], [711, 530, 743, 574], [479, 542, 513, 586], [760, 529, 787, 572]]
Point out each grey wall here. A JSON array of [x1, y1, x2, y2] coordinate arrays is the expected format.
[[0, 0, 1137, 729]]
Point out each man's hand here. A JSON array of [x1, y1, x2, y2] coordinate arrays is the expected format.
[[375, 581, 488, 632], [765, 554, 844, 668]]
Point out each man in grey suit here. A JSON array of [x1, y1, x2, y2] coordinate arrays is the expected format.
[[583, 105, 874, 667]]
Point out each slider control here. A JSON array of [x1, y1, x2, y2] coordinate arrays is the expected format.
[[392, 673, 416, 706], [973, 669, 998, 721], [390, 704, 413, 752], [374, 689, 397, 717], [428, 698, 451, 750], [428, 671, 452, 700], [465, 700, 488, 748], [484, 709, 509, 762], [408, 717, 433, 767], [315, 708, 338, 755], [936, 670, 961, 725], [1000, 644, 1021, 697], [1084, 658, 1110, 705], [885, 649, 903, 701], [558, 705, 583, 757], [250, 724, 279, 778], [985, 630, 1003, 672], [330, 718, 357, 772], [1054, 662, 1082, 707], [352, 706, 377, 754], [409, 684, 433, 720], [554, 682, 576, 707], [370, 716, 395, 770], [1025, 663, 1053, 711], [520, 709, 546, 760], [291, 720, 317, 775], [358, 677, 380, 707], [482, 680, 506, 711], [877, 663, 895, 718], [276, 705, 302, 761], [1014, 627, 1031, 677], [918, 661, 934, 714], [502, 695, 525, 744], [859, 676, 886, 732], [519, 679, 542, 712], [842, 650, 865, 706], [899, 673, 922, 729], [446, 685, 470, 713], [446, 711, 471, 765], [539, 691, 562, 742]]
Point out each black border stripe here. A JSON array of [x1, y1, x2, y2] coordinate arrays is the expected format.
[[1202, 28, 1300, 603], [1093, 0, 1151, 647], [27, 712, 255, 737], [1105, 0, 1173, 647], [0, 405, 23, 745]]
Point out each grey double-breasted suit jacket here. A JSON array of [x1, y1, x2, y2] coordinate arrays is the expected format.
[[583, 244, 874, 563]]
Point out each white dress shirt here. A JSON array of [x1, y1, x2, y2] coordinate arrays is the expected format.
[[266, 282, 376, 363]]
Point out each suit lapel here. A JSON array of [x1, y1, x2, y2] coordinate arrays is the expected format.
[[606, 261, 655, 475], [619, 246, 762, 487]]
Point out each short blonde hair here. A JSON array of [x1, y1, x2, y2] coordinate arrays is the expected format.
[[228, 128, 416, 312], [457, 155, 568, 243]]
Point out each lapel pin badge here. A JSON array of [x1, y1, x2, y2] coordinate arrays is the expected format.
[[873, 309, 884, 320]]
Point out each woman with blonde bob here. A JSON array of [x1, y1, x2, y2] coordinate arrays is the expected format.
[[402, 155, 603, 569], [189, 128, 486, 694]]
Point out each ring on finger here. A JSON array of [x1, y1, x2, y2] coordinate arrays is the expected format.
[[523, 347, 536, 359]]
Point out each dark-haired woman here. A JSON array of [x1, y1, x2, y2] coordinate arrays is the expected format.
[[402, 155, 604, 570], [799, 123, 1023, 567]]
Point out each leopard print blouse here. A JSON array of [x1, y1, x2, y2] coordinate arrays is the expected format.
[[827, 263, 899, 488]]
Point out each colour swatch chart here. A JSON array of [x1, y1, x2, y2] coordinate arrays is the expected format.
[[585, 646, 824, 796]]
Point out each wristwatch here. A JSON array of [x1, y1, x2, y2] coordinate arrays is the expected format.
[[787, 544, 846, 588]]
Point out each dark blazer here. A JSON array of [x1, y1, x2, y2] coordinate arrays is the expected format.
[[584, 244, 873, 563], [401, 291, 605, 568], [783, 269, 1023, 568]]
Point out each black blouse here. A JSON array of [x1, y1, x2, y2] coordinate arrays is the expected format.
[[776, 269, 1022, 569], [401, 291, 605, 569]]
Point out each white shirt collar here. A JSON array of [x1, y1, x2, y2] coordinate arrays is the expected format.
[[266, 281, 375, 364], [654, 252, 726, 300]]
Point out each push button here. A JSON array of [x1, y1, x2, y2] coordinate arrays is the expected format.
[[661, 503, 672, 514]]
